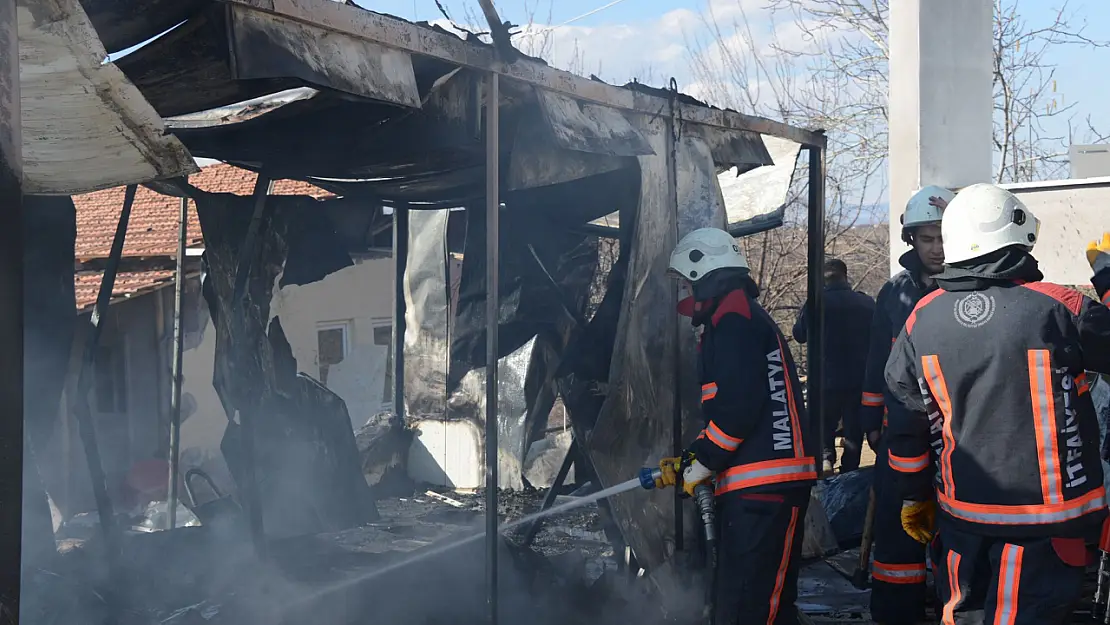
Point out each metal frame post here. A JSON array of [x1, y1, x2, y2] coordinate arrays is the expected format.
[[167, 195, 188, 529], [234, 175, 273, 559], [74, 184, 138, 559], [483, 70, 500, 625], [0, 0, 24, 617], [665, 80, 684, 552], [806, 145, 827, 477], [392, 204, 408, 421]]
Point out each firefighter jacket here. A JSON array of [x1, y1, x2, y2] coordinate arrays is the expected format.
[[884, 263, 1110, 539], [792, 281, 876, 392], [859, 251, 937, 435], [684, 287, 818, 496]]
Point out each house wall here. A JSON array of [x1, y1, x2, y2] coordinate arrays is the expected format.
[[52, 292, 169, 517], [53, 257, 400, 516], [271, 255, 396, 431]]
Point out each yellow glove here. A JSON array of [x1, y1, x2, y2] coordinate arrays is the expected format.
[[682, 459, 713, 498], [900, 500, 937, 544], [655, 457, 681, 489], [1088, 232, 1110, 273]]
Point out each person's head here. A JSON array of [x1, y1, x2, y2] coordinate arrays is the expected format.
[[902, 185, 955, 274], [824, 258, 848, 285], [668, 227, 751, 301], [941, 183, 1040, 266]]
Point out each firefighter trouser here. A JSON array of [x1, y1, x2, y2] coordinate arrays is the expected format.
[[870, 442, 927, 624], [932, 524, 1086, 625], [824, 388, 863, 472], [715, 491, 810, 625]]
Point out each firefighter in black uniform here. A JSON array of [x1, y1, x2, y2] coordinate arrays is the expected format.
[[884, 183, 1110, 625], [654, 227, 817, 625], [859, 184, 954, 624], [793, 258, 876, 473]]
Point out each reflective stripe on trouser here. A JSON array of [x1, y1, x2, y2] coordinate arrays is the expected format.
[[714, 494, 809, 625], [715, 458, 817, 495], [933, 525, 1084, 625], [871, 443, 927, 624]]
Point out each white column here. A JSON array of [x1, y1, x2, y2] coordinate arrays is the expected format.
[[889, 0, 994, 274]]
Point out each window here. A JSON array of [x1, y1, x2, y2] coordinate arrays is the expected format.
[[374, 324, 393, 405], [317, 322, 351, 386]]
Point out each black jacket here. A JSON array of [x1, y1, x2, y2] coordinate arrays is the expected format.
[[884, 261, 1110, 539], [685, 288, 818, 496], [859, 251, 936, 435], [793, 282, 876, 391]]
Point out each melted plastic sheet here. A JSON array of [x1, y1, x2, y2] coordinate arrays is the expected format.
[[448, 201, 602, 487], [196, 192, 377, 538], [718, 135, 803, 236], [403, 209, 451, 420]]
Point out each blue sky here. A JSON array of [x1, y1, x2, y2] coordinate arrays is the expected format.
[[360, 0, 1110, 147]]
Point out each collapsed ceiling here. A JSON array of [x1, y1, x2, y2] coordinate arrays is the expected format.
[[18, 0, 818, 231]]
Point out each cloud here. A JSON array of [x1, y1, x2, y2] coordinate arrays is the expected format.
[[431, 0, 808, 109]]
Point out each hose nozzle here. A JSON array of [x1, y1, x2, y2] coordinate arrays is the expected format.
[[639, 467, 662, 490], [694, 483, 716, 545]]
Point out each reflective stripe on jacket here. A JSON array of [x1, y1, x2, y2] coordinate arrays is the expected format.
[[683, 288, 817, 496], [885, 278, 1110, 538]]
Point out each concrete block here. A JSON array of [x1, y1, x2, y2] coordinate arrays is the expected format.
[[889, 0, 993, 273]]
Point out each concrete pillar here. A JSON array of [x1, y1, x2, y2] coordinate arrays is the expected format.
[[889, 0, 994, 274]]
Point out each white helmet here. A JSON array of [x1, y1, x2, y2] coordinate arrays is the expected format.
[[901, 185, 955, 243], [941, 183, 1040, 265], [668, 227, 749, 283]]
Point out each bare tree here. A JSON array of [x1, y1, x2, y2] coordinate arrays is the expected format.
[[685, 0, 1108, 369]]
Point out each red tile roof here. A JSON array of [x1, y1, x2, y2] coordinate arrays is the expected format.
[[75, 271, 176, 312], [73, 163, 333, 260], [72, 163, 333, 312]]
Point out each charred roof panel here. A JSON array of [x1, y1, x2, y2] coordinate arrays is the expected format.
[[227, 6, 421, 108], [18, 0, 197, 194], [535, 89, 654, 157], [116, 7, 301, 118], [81, 0, 209, 54]]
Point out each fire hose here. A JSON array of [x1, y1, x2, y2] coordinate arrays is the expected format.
[[639, 466, 718, 624]]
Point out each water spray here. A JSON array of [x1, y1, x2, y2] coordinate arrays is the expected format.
[[639, 466, 717, 624]]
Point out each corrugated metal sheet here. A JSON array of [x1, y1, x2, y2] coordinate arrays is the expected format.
[[18, 0, 197, 195]]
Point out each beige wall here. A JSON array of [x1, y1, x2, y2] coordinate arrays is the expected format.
[[270, 256, 396, 431]]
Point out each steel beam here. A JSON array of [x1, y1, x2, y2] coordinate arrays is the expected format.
[[219, 0, 827, 149], [232, 176, 273, 559], [392, 204, 408, 420], [483, 71, 500, 625], [806, 146, 827, 477], [0, 0, 23, 618], [75, 184, 139, 559], [166, 195, 189, 529], [665, 85, 683, 552]]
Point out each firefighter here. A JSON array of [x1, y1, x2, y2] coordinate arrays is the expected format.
[[858, 184, 954, 625], [884, 183, 1110, 625], [655, 227, 817, 625], [792, 258, 876, 473]]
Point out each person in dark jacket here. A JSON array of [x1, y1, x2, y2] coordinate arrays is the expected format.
[[859, 184, 954, 625], [885, 183, 1110, 625], [655, 227, 816, 625], [793, 258, 875, 473]]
